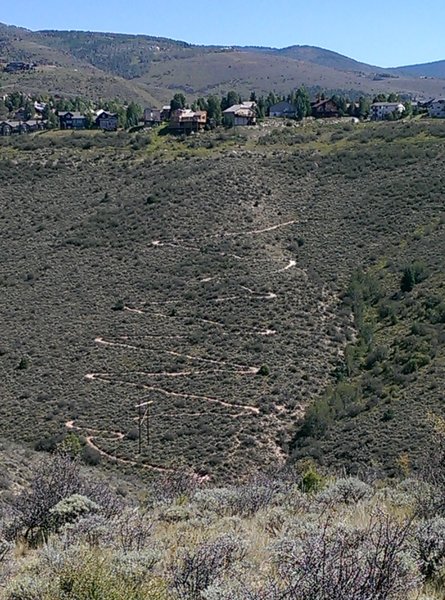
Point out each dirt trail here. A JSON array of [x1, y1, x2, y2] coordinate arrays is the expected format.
[[65, 420, 172, 472], [84, 218, 303, 471], [94, 337, 259, 374], [126, 308, 276, 336], [223, 219, 297, 238], [85, 373, 260, 414], [150, 218, 297, 248], [275, 259, 297, 273]]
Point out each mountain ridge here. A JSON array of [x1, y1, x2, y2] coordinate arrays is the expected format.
[[1, 22, 445, 103]]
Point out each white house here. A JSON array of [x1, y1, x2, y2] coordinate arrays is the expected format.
[[370, 102, 405, 120], [427, 99, 445, 118]]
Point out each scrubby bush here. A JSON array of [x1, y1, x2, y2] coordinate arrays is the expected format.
[[7, 454, 120, 543], [273, 512, 418, 599], [413, 517, 445, 581], [316, 477, 373, 505], [171, 534, 246, 599]]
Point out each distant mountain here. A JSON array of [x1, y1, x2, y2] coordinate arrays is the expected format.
[[1, 22, 445, 103], [273, 45, 380, 74], [392, 59, 445, 80]]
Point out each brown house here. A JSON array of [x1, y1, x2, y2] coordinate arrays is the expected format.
[[311, 98, 341, 118], [144, 108, 162, 126], [169, 109, 207, 132]]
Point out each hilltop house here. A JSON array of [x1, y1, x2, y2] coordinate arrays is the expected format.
[[169, 108, 207, 132], [144, 108, 162, 126], [0, 120, 47, 135], [144, 105, 171, 126], [58, 111, 88, 130], [95, 110, 118, 131], [311, 98, 341, 118], [0, 121, 27, 135], [144, 108, 161, 125], [223, 102, 256, 126], [269, 101, 297, 118], [370, 102, 405, 120], [4, 62, 34, 73], [426, 99, 445, 118]]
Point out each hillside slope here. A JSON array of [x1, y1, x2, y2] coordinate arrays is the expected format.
[[393, 59, 445, 80], [0, 119, 444, 481], [0, 23, 161, 104]]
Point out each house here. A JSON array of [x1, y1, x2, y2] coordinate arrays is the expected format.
[[161, 105, 171, 121], [0, 120, 47, 136], [58, 111, 88, 129], [223, 102, 256, 126], [144, 108, 162, 126], [370, 102, 405, 120], [34, 101, 47, 115], [5, 61, 34, 73], [426, 99, 445, 118], [13, 108, 30, 121], [169, 108, 207, 132], [95, 110, 118, 131], [311, 98, 341, 118], [269, 101, 297, 118], [0, 120, 29, 135], [0, 121, 12, 135], [26, 120, 47, 132]]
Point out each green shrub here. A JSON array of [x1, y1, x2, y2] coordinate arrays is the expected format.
[[401, 262, 428, 292], [300, 466, 324, 494]]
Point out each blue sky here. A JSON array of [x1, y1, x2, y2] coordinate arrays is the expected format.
[[1, 0, 444, 67]]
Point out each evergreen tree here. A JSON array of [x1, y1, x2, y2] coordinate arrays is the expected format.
[[125, 102, 142, 128], [170, 93, 186, 111], [358, 97, 371, 119], [207, 95, 222, 126], [295, 86, 311, 120], [221, 91, 240, 111], [197, 97, 208, 112]]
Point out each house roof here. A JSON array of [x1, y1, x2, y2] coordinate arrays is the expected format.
[[371, 102, 404, 107], [2, 120, 26, 127], [172, 109, 207, 122], [311, 99, 339, 109], [269, 101, 296, 111], [223, 104, 255, 116], [97, 111, 117, 118], [58, 111, 86, 119]]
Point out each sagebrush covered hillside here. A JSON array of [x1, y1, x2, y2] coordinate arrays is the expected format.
[[2, 449, 445, 599], [0, 118, 444, 481]]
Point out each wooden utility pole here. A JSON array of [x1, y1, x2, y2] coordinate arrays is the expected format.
[[146, 401, 150, 445], [138, 402, 143, 454], [135, 400, 153, 455]]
